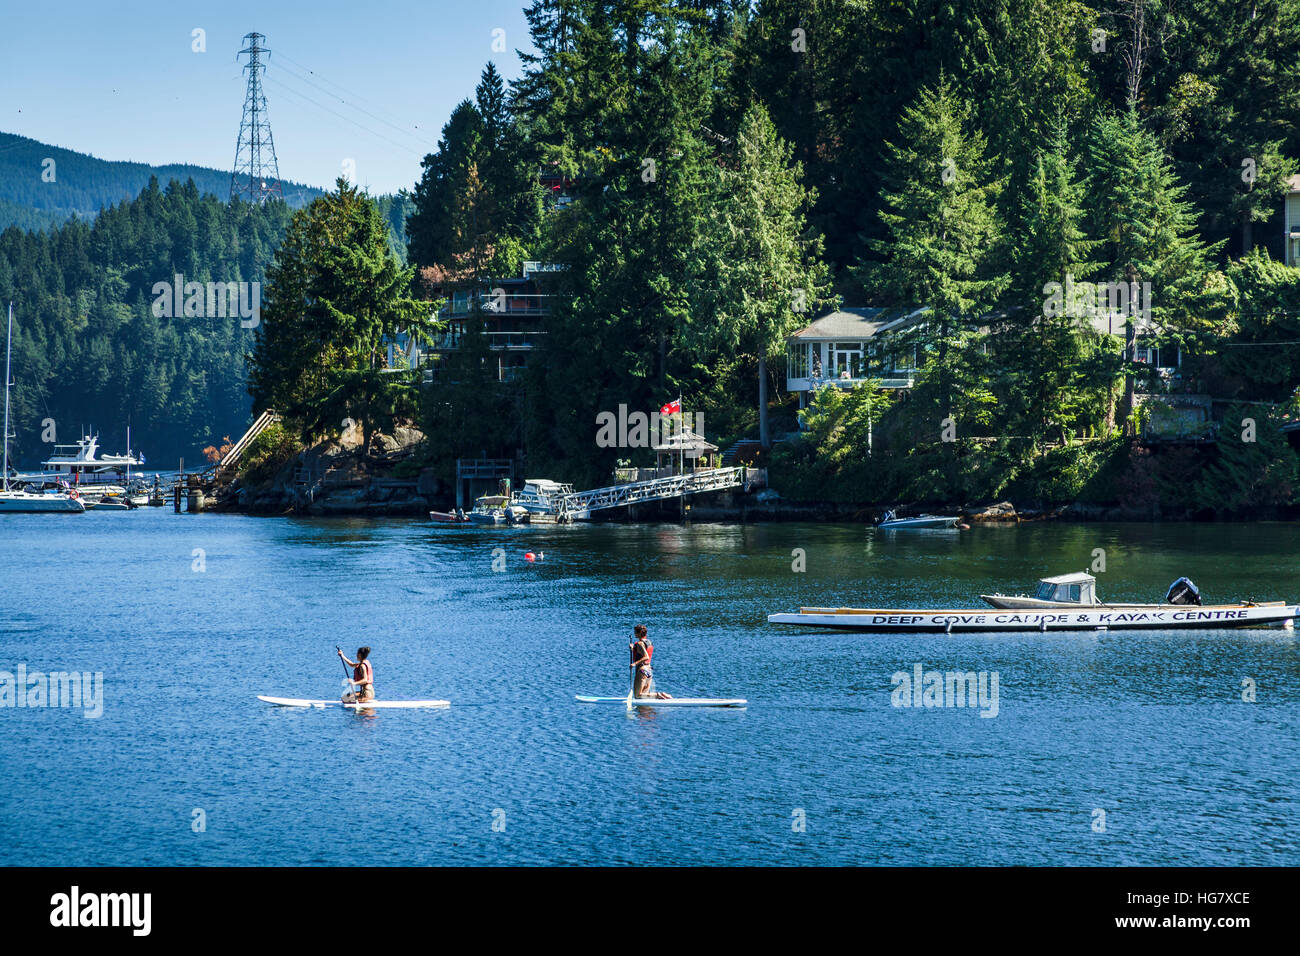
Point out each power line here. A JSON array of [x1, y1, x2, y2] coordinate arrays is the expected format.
[[270, 54, 432, 151], [262, 76, 427, 162]]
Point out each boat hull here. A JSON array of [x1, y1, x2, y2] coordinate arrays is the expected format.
[[0, 493, 85, 513], [428, 511, 468, 523], [768, 603, 1300, 633], [878, 515, 960, 529]]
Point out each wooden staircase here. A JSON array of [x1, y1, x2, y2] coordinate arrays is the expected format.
[[214, 409, 281, 481]]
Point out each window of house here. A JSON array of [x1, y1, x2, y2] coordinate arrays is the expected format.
[[788, 344, 809, 380], [1136, 341, 1179, 369], [832, 343, 864, 379]]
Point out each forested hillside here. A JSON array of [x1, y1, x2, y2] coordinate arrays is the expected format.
[[386, 0, 1300, 513], [0, 178, 294, 468], [0, 131, 321, 231]]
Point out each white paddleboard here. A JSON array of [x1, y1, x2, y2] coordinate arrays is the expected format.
[[258, 695, 449, 709], [575, 695, 747, 707]]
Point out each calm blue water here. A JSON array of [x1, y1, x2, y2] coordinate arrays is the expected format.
[[1, 510, 1298, 865]]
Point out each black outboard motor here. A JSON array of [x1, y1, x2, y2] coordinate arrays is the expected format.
[[1166, 577, 1202, 606]]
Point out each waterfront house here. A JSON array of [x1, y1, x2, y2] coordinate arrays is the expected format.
[[785, 307, 927, 407], [404, 261, 558, 383], [1284, 174, 1300, 265]]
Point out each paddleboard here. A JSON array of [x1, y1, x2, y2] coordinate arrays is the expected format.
[[258, 695, 449, 709], [575, 695, 747, 707]]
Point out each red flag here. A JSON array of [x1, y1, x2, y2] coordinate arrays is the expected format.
[[660, 399, 681, 416]]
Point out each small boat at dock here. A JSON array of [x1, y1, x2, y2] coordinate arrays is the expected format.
[[467, 494, 529, 525]]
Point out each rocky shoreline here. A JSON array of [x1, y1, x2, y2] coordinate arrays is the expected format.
[[207, 424, 1268, 522]]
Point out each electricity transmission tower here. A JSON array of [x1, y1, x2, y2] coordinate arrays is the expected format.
[[231, 32, 283, 204]]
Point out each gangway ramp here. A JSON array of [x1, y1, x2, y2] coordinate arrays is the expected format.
[[556, 467, 748, 519]]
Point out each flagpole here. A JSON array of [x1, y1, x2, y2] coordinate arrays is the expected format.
[[679, 392, 684, 521]]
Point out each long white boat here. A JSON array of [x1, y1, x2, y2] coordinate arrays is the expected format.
[[0, 486, 85, 513], [768, 600, 1299, 633], [26, 433, 146, 487]]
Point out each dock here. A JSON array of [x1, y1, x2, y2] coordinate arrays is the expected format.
[[551, 466, 754, 520]]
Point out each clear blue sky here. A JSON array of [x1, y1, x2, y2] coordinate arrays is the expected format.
[[0, 0, 537, 195]]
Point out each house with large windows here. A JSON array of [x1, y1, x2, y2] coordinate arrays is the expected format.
[[785, 307, 927, 406], [406, 261, 559, 383]]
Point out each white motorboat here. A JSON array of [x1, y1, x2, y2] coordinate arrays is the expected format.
[[88, 494, 133, 511], [513, 478, 589, 521], [877, 509, 960, 530], [467, 495, 528, 525], [27, 432, 146, 488], [514, 478, 571, 512], [0, 304, 84, 514]]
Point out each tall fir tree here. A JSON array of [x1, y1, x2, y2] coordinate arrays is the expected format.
[[858, 78, 1009, 436]]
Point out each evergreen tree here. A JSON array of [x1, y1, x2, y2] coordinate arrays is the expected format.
[[999, 129, 1116, 449], [249, 180, 435, 450], [857, 78, 1008, 433], [1086, 108, 1223, 427], [693, 102, 833, 448]]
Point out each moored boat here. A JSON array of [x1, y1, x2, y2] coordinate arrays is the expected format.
[[770, 571, 1297, 632], [877, 509, 960, 530], [25, 433, 146, 488], [768, 603, 1298, 632], [467, 494, 530, 525]]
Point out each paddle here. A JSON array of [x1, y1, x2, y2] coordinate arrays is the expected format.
[[626, 633, 635, 709], [336, 646, 352, 700]]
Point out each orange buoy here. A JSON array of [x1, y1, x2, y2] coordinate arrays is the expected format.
[[525, 552, 536, 562]]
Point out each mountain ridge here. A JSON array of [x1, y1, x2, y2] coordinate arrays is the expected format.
[[0, 130, 324, 231]]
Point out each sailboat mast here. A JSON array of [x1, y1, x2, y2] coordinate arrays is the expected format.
[[2, 303, 12, 493]]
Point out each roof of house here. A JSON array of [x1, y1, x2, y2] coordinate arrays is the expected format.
[[653, 428, 718, 453], [788, 307, 928, 341]]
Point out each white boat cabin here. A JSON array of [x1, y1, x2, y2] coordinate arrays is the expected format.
[[38, 434, 144, 482], [1032, 573, 1099, 605]]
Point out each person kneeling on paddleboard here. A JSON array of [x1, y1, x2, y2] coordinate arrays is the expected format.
[[629, 625, 671, 700], [339, 647, 375, 703]]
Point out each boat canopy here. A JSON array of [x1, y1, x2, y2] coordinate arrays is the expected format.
[[1033, 572, 1097, 604]]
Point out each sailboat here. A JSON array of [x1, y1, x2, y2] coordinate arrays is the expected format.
[[0, 303, 85, 513]]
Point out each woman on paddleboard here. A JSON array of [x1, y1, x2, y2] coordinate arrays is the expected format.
[[339, 647, 375, 703], [629, 625, 671, 699]]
